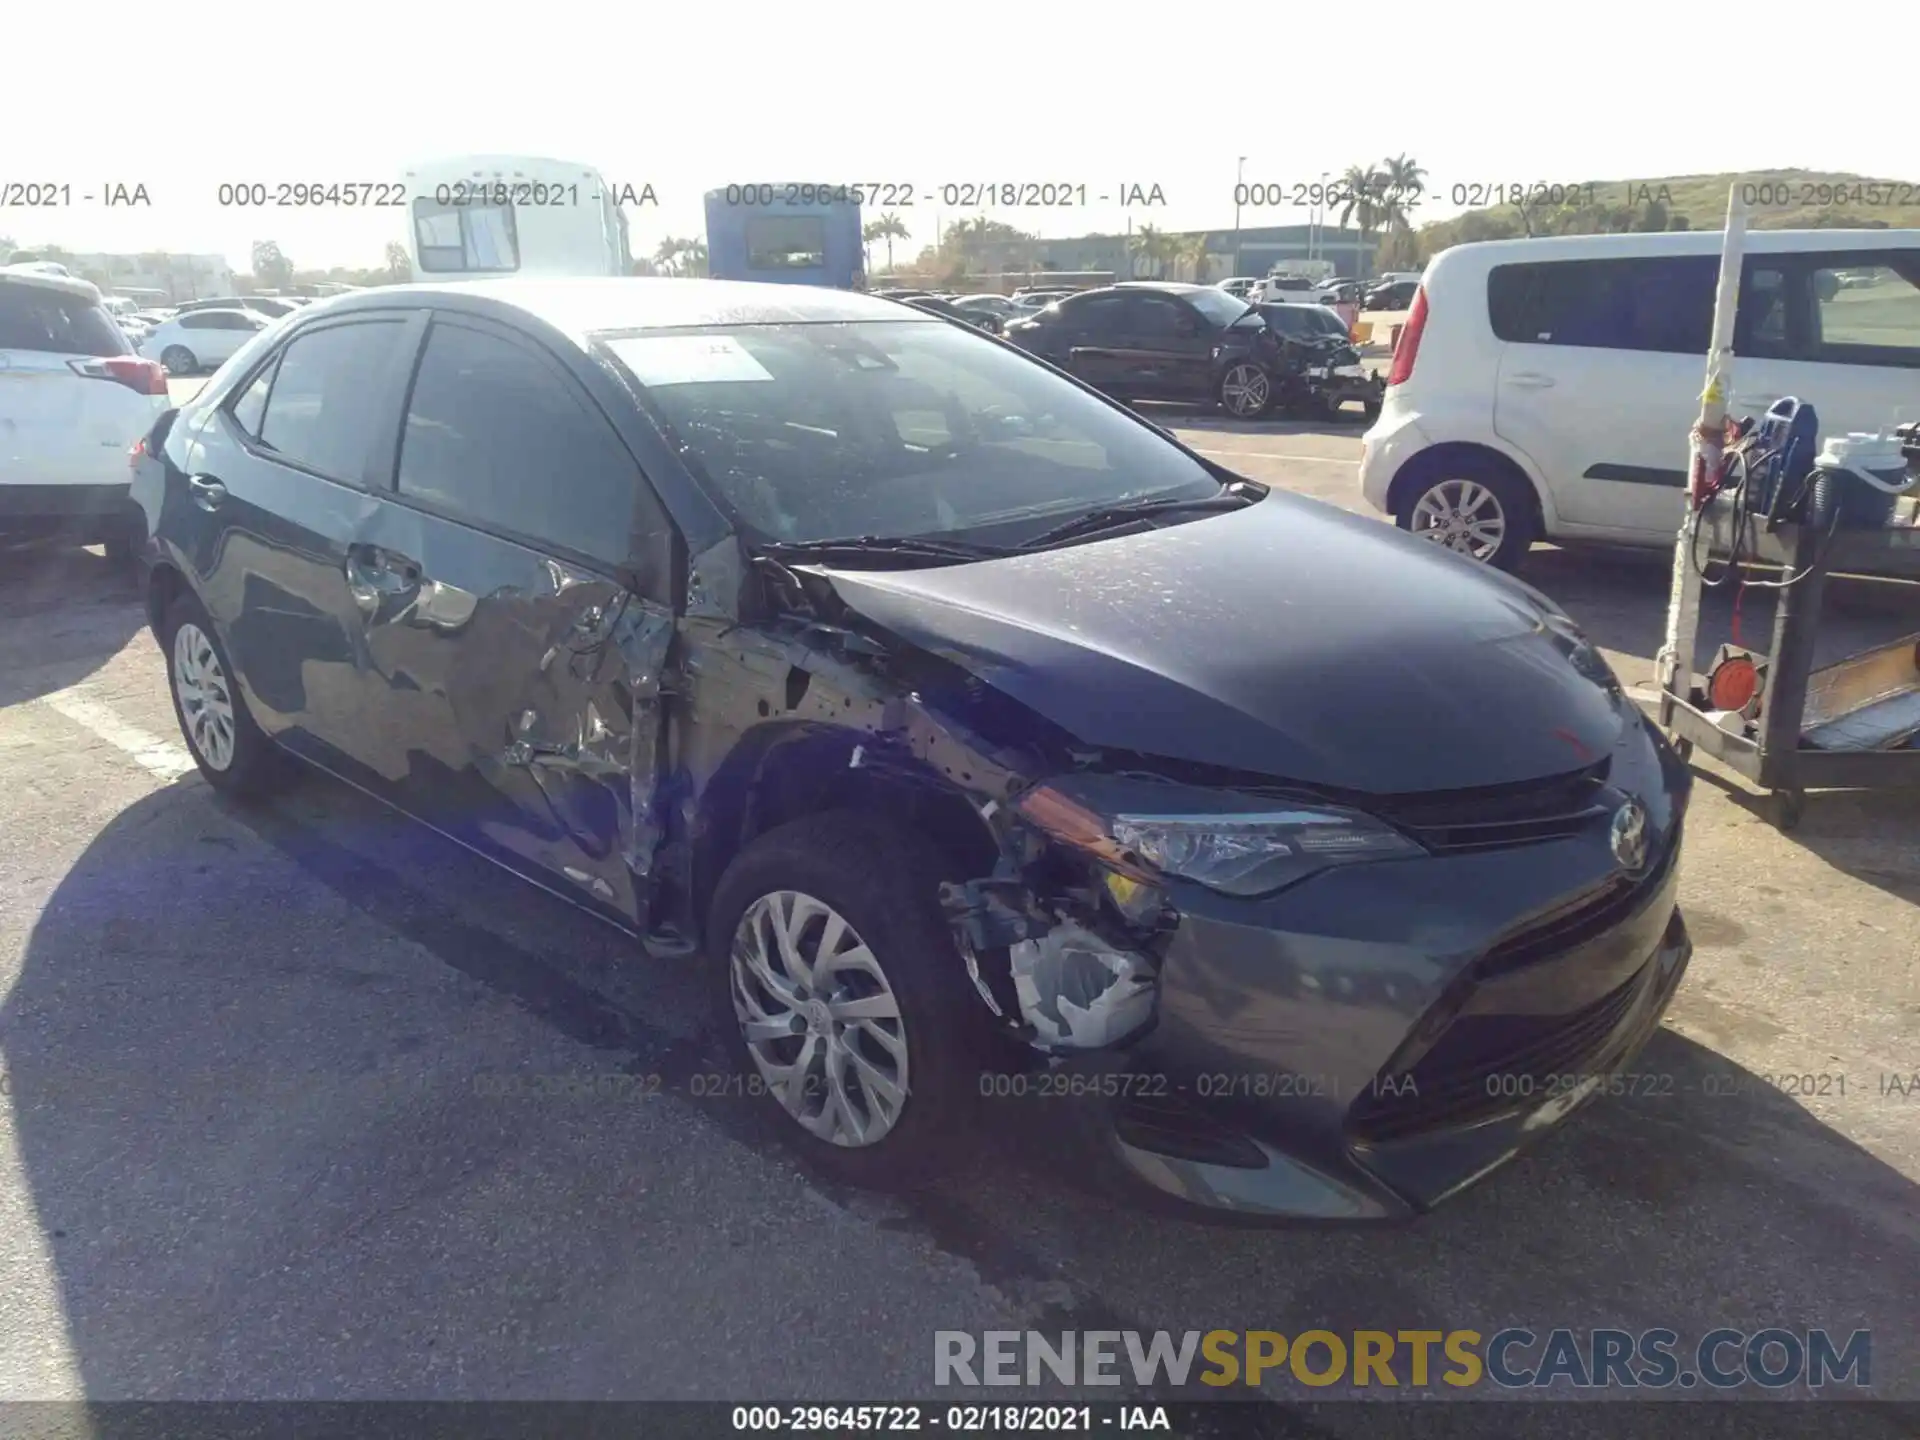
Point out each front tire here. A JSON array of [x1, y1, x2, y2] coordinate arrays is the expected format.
[[160, 345, 196, 375], [1217, 361, 1273, 419], [162, 593, 287, 798], [1395, 459, 1538, 571], [707, 811, 993, 1188]]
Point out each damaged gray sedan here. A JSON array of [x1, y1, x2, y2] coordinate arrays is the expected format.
[[132, 278, 1693, 1220]]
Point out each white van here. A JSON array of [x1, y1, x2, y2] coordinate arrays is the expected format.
[[1358, 230, 1920, 568]]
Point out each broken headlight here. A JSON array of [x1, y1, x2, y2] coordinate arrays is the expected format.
[[1017, 777, 1424, 899]]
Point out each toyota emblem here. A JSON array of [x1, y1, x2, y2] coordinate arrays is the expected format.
[[1610, 799, 1649, 872]]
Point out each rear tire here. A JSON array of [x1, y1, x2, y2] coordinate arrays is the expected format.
[[706, 810, 995, 1189], [160, 345, 196, 375], [162, 592, 288, 798], [1394, 458, 1538, 571]]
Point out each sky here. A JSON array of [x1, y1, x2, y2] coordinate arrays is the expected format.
[[5, 0, 1915, 273]]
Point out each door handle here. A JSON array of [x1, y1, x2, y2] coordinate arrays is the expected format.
[[344, 545, 423, 616], [1503, 373, 1557, 389], [187, 474, 227, 510]]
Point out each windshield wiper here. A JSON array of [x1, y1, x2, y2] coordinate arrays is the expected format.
[[1016, 483, 1262, 551], [752, 534, 1011, 566]]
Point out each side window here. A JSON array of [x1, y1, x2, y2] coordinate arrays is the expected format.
[[1064, 295, 1126, 339], [1735, 263, 1793, 358], [1809, 254, 1920, 368], [179, 312, 213, 330], [396, 322, 641, 566], [257, 321, 404, 479], [1487, 257, 1716, 353], [229, 356, 277, 438], [1128, 298, 1190, 339]]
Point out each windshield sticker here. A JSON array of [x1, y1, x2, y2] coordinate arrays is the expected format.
[[608, 335, 774, 386]]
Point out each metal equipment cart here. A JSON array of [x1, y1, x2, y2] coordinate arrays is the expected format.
[[1656, 505, 1920, 829], [1653, 181, 1920, 830]]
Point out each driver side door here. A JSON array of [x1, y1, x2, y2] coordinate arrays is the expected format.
[[1106, 294, 1214, 401]]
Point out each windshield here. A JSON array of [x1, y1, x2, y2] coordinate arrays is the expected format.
[[604, 320, 1222, 546], [1182, 288, 1252, 327]]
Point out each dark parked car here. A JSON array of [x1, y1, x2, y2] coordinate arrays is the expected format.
[[1003, 282, 1288, 418], [1255, 302, 1384, 420], [902, 293, 1004, 334], [1364, 279, 1420, 311], [133, 278, 1692, 1220]]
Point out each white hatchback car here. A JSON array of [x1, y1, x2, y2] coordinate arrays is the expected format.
[[140, 308, 273, 375], [0, 268, 171, 558], [1359, 229, 1920, 569]]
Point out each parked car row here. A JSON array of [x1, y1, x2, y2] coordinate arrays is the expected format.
[[127, 275, 1696, 1222]]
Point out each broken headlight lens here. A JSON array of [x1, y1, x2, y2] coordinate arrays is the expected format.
[[1017, 779, 1424, 898]]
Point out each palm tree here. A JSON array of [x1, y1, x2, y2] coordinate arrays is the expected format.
[[1179, 233, 1211, 282], [654, 237, 685, 274], [1376, 154, 1426, 249], [1336, 164, 1386, 239], [865, 211, 910, 272]]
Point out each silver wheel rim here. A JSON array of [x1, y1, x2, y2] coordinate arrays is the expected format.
[[1222, 364, 1269, 416], [1410, 479, 1507, 561], [729, 890, 909, 1148], [172, 621, 236, 771]]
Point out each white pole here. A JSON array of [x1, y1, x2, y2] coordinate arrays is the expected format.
[[1657, 181, 1748, 699]]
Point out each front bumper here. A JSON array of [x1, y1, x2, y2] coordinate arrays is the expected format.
[[1045, 725, 1693, 1221], [1306, 364, 1384, 410]]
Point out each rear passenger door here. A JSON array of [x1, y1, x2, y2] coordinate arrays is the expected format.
[[353, 313, 675, 925], [173, 314, 417, 768], [1489, 254, 1797, 538]]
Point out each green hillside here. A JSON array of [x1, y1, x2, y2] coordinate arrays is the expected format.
[[1405, 169, 1920, 264]]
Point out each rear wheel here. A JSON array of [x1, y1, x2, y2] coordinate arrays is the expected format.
[[160, 345, 196, 375], [162, 593, 287, 798], [707, 811, 994, 1188], [1395, 460, 1538, 571], [1217, 362, 1272, 419]]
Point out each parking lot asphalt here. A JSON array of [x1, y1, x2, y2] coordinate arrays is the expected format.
[[0, 385, 1915, 1417]]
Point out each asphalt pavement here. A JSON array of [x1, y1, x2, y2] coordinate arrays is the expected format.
[[0, 393, 1916, 1421]]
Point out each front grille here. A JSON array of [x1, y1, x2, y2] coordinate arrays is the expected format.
[[1476, 824, 1678, 978], [1348, 965, 1649, 1143], [1113, 1091, 1268, 1169], [1370, 762, 1611, 855]]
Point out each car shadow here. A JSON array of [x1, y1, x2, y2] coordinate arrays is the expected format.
[[0, 545, 147, 705], [7, 768, 1915, 1412]]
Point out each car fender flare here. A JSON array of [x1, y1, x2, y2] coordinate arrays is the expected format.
[[1386, 434, 1562, 531]]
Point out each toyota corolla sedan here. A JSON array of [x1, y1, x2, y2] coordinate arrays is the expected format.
[[131, 278, 1692, 1220]]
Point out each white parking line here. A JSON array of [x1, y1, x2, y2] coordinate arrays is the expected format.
[[1190, 449, 1358, 465], [39, 688, 196, 782]]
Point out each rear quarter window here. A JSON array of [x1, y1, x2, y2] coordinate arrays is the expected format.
[[0, 284, 131, 357]]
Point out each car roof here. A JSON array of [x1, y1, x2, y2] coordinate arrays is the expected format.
[[1439, 227, 1918, 268], [317, 277, 923, 341], [0, 266, 102, 302]]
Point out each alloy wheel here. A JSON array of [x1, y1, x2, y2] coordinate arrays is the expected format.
[[172, 621, 236, 771], [1409, 479, 1507, 562], [161, 346, 194, 375], [729, 889, 909, 1148], [1221, 364, 1270, 417]]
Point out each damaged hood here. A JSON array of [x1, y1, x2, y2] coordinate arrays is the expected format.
[[815, 491, 1629, 795]]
